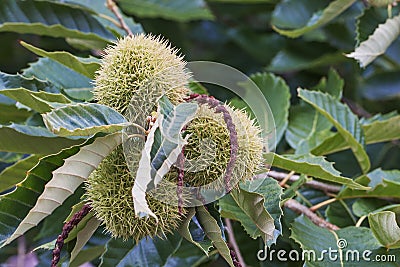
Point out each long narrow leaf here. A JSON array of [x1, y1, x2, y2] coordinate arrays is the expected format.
[[0, 88, 71, 113], [3, 133, 122, 246], [196, 206, 235, 267], [347, 14, 400, 67], [20, 41, 100, 79]]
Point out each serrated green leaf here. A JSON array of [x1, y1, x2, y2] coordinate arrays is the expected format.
[[20, 41, 101, 79], [219, 188, 275, 241], [313, 68, 344, 99], [291, 215, 384, 266], [2, 133, 122, 246], [347, 14, 400, 67], [196, 206, 235, 267], [0, 124, 84, 154], [339, 168, 400, 199], [132, 98, 198, 219], [118, 0, 214, 22], [369, 211, 400, 249], [0, 72, 58, 93], [272, 0, 356, 38], [0, 88, 71, 113], [0, 154, 42, 192], [298, 89, 371, 173], [0, 0, 114, 45], [178, 208, 213, 255], [266, 153, 368, 190], [70, 216, 102, 262], [0, 141, 87, 247], [237, 72, 290, 145], [312, 114, 400, 155], [100, 232, 182, 267], [0, 104, 32, 124], [42, 103, 128, 136], [23, 58, 92, 90], [285, 104, 334, 154]]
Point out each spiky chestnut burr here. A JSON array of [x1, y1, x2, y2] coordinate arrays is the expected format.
[[85, 148, 182, 241], [94, 34, 190, 115], [86, 34, 190, 240], [166, 95, 263, 190]]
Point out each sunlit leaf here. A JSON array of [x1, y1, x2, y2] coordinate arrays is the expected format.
[[2, 133, 122, 246], [131, 98, 198, 219], [347, 14, 400, 67], [42, 103, 128, 136], [117, 0, 213, 22]]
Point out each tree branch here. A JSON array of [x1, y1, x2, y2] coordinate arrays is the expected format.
[[265, 170, 342, 193], [284, 199, 339, 230], [106, 0, 133, 36], [224, 218, 246, 267]]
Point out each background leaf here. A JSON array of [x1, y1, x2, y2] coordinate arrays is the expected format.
[[291, 215, 386, 266], [235, 72, 290, 145], [220, 188, 275, 241], [100, 233, 182, 267], [117, 0, 214, 22], [272, 0, 356, 38]]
